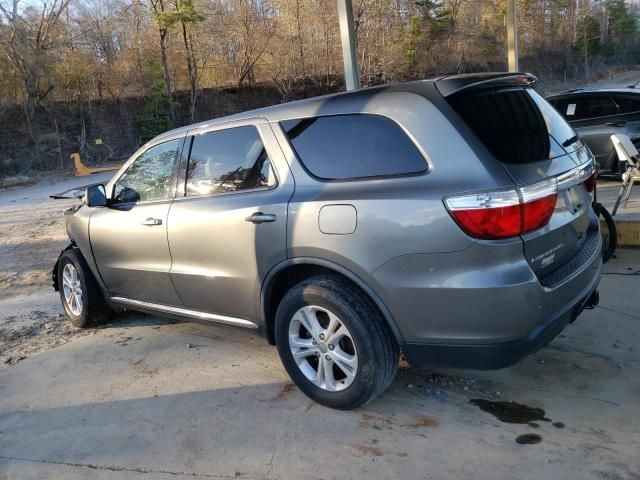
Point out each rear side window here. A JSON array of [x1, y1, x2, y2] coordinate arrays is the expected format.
[[185, 126, 276, 196], [448, 89, 577, 164], [281, 114, 427, 180], [570, 96, 618, 119]]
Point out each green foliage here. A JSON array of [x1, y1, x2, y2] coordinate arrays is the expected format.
[[403, 15, 424, 74], [153, 0, 204, 30], [605, 0, 637, 49], [576, 15, 601, 60], [136, 60, 175, 141]]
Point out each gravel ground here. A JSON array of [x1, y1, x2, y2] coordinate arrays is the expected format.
[[0, 172, 113, 366]]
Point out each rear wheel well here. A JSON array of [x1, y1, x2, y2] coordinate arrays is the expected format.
[[262, 263, 399, 346]]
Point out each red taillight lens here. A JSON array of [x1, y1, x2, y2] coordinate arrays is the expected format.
[[448, 204, 522, 239], [521, 194, 557, 232], [584, 171, 597, 192], [519, 178, 558, 233], [445, 190, 522, 240], [446, 179, 558, 240]]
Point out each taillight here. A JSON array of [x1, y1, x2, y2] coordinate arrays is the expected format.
[[584, 171, 597, 192], [445, 178, 558, 240], [520, 179, 558, 232], [445, 190, 521, 239]]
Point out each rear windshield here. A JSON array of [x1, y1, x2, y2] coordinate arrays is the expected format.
[[448, 88, 579, 164], [281, 114, 427, 180]]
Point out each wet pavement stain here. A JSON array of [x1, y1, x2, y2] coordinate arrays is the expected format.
[[515, 433, 543, 445], [470, 399, 550, 424], [528, 422, 540, 428], [553, 421, 565, 429]]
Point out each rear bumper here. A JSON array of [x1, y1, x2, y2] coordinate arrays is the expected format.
[[402, 274, 600, 370], [371, 226, 603, 370]]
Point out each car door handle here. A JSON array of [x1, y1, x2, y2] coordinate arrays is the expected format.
[[141, 217, 163, 226], [245, 212, 276, 224], [606, 121, 626, 127]]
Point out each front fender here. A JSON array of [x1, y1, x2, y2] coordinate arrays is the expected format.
[[52, 242, 77, 291]]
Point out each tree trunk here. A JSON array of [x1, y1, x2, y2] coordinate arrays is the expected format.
[[181, 21, 198, 123], [295, 0, 305, 78], [158, 29, 175, 123]]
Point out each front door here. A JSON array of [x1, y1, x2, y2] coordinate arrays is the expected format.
[[90, 135, 185, 305], [167, 121, 294, 321]]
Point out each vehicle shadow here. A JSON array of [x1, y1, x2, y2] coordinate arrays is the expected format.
[[1, 299, 637, 479]]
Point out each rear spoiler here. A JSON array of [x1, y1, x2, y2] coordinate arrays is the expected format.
[[435, 72, 538, 98]]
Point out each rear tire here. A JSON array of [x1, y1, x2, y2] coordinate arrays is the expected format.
[[275, 275, 399, 410], [58, 249, 112, 328]]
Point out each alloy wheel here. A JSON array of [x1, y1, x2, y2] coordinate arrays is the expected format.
[[62, 263, 83, 316], [288, 305, 358, 392]]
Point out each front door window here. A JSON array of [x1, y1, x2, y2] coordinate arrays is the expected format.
[[113, 139, 182, 203]]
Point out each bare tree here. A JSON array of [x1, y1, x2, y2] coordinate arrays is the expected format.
[[0, 0, 70, 149]]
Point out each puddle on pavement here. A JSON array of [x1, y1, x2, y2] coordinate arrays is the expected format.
[[470, 399, 550, 424], [469, 399, 570, 446], [515, 433, 543, 445]]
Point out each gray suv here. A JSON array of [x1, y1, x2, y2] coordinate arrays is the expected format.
[[53, 73, 602, 409]]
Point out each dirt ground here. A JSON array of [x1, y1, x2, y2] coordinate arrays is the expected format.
[[0, 172, 113, 366], [1, 175, 639, 480]]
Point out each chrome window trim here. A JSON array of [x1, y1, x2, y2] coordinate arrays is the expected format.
[[556, 161, 595, 190], [110, 297, 258, 329]]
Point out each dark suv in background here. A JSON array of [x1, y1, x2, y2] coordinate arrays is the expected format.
[[546, 87, 640, 173]]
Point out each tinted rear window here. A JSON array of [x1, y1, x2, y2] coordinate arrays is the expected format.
[[448, 89, 578, 164], [281, 114, 427, 180]]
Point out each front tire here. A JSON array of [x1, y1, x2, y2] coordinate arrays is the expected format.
[[58, 249, 111, 328], [275, 275, 399, 410]]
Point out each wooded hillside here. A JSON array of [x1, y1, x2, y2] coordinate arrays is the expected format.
[[1, 0, 639, 174]]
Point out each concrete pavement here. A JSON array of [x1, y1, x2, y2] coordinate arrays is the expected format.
[[1, 251, 639, 479]]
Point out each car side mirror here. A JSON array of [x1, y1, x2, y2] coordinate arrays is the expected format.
[[85, 184, 107, 207]]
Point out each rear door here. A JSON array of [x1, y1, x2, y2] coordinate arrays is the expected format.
[[444, 83, 599, 285], [167, 120, 294, 321]]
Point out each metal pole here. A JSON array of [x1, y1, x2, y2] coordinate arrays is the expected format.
[[506, 0, 519, 72], [336, 0, 360, 90]]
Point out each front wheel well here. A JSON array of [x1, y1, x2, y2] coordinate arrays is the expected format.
[[262, 263, 401, 346]]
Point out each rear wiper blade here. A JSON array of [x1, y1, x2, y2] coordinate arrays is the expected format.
[[562, 135, 579, 148]]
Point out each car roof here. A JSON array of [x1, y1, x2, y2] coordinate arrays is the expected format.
[[152, 72, 536, 144]]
